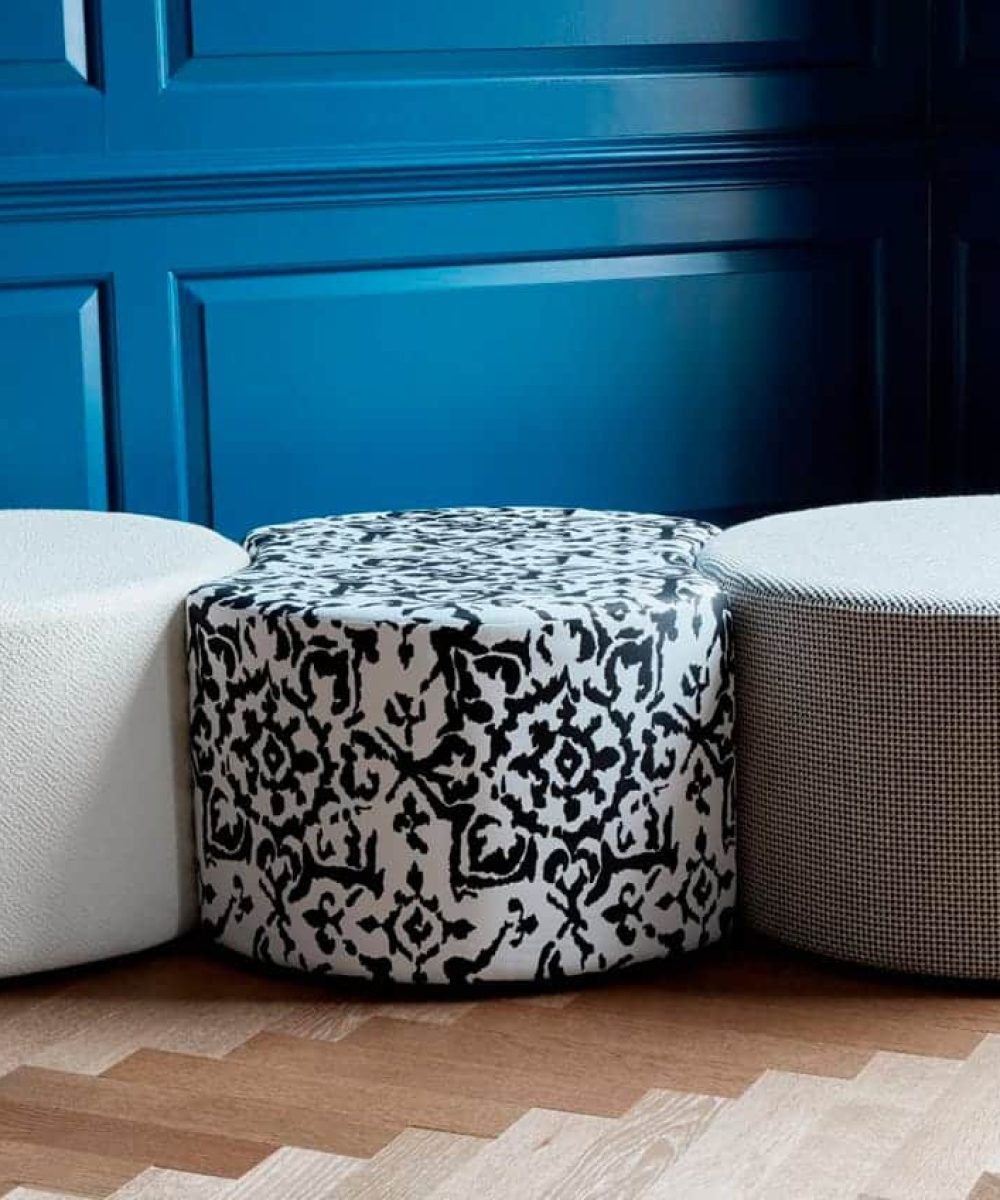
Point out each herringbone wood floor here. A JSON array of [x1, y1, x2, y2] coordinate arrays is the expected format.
[[2, 933, 1000, 1198]]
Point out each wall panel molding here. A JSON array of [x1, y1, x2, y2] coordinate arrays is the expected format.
[[172, 274, 213, 526], [135, 0, 923, 161], [170, 209, 914, 537], [0, 1, 928, 205], [0, 136, 926, 223]]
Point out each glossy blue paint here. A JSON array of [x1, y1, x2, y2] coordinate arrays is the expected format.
[[0, 1, 939, 533], [0, 1, 102, 157], [141, 0, 922, 157], [0, 283, 110, 510], [0, 2, 88, 79], [181, 247, 875, 537], [0, 0, 927, 164]]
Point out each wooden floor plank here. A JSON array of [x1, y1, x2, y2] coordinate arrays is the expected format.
[[227, 1147, 361, 1198], [967, 1174, 1000, 1200], [327, 1129, 487, 1199], [546, 1088, 728, 1200], [0, 994, 123, 1077], [0, 1068, 397, 1160], [28, 1002, 275, 1078], [866, 1035, 1000, 1200], [640, 1070, 849, 1199], [575, 977, 984, 1060], [25, 954, 329, 1077], [462, 1001, 873, 1090], [104, 1048, 522, 1139], [110, 1166, 234, 1198], [749, 1052, 961, 1199], [424, 1109, 612, 1200], [1, 1189, 84, 1200], [0, 1138, 145, 1197], [226, 1025, 645, 1116], [265, 998, 474, 1043], [850, 1050, 964, 1105], [0, 1096, 273, 1179]]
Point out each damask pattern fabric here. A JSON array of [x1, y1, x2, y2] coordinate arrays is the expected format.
[[187, 507, 735, 984]]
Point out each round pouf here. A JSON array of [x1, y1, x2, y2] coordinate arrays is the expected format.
[[700, 495, 1000, 978], [187, 507, 736, 984], [0, 510, 248, 977]]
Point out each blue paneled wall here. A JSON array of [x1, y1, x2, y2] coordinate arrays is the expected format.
[[932, 2, 1000, 493], [0, 2, 935, 538]]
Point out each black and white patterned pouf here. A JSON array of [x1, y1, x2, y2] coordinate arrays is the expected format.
[[187, 508, 735, 984]]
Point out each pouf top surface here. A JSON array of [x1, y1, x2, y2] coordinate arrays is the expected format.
[[700, 494, 1000, 614], [209, 507, 718, 624], [0, 509, 246, 613]]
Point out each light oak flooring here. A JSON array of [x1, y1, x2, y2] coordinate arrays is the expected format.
[[2, 934, 1000, 1198]]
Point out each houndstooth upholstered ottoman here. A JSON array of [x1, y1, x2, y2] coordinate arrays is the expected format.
[[187, 507, 736, 984], [700, 495, 1000, 978]]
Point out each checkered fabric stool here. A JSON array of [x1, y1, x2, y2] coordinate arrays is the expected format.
[[186, 507, 736, 984], [700, 495, 1000, 978]]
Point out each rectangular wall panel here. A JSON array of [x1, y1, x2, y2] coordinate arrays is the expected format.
[[117, 0, 924, 159], [0, 1, 89, 83], [0, 283, 113, 511], [0, 0, 103, 156], [180, 246, 878, 539], [184, 1, 867, 59]]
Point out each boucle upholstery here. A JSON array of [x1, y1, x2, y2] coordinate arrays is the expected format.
[[0, 510, 248, 977], [187, 507, 736, 984], [700, 496, 1000, 977]]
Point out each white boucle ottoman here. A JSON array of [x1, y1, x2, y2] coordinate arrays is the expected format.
[[0, 510, 248, 977], [700, 495, 1000, 978]]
